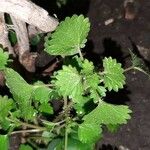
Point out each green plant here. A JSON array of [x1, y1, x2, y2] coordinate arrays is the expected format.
[[0, 15, 148, 150]]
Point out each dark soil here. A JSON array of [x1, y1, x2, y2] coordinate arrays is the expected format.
[[87, 0, 150, 150], [6, 0, 150, 149]]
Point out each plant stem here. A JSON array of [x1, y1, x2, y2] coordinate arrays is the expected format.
[[7, 117, 46, 131], [78, 48, 84, 60], [11, 129, 43, 135], [65, 126, 68, 150], [124, 66, 134, 72], [64, 96, 68, 150]]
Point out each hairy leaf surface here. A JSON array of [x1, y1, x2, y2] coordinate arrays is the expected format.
[[0, 96, 14, 129], [78, 123, 102, 143], [103, 57, 125, 91], [45, 15, 90, 56], [5, 68, 35, 120], [83, 102, 132, 125], [54, 65, 83, 103]]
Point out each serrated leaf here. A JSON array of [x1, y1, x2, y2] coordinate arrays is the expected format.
[[74, 96, 90, 115], [97, 86, 106, 97], [85, 73, 100, 89], [81, 59, 94, 75], [54, 65, 83, 103], [44, 15, 90, 56], [0, 96, 13, 120], [78, 123, 102, 143], [0, 48, 9, 70], [39, 103, 53, 114], [5, 68, 36, 120], [33, 86, 51, 103], [83, 102, 132, 125], [106, 124, 120, 133], [0, 96, 14, 130], [0, 135, 9, 150], [129, 49, 150, 78], [103, 57, 125, 91]]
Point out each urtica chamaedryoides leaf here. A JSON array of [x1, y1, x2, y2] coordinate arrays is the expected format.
[[5, 68, 36, 120], [83, 101, 132, 125], [33, 86, 52, 103], [0, 48, 9, 70], [78, 123, 102, 144], [0, 96, 13, 121], [54, 65, 83, 103], [103, 57, 125, 91], [44, 15, 90, 56]]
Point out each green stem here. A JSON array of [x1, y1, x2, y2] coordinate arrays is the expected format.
[[124, 66, 135, 72], [64, 96, 68, 150], [11, 129, 43, 135], [78, 49, 84, 60], [65, 126, 68, 150]]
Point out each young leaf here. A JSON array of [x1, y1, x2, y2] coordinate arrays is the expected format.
[[5, 68, 36, 120], [102, 57, 125, 91], [83, 101, 132, 125], [44, 15, 90, 56], [33, 86, 52, 103], [0, 135, 9, 150], [0, 96, 13, 121], [38, 103, 53, 114], [0, 96, 14, 130], [78, 123, 102, 143], [0, 48, 9, 70], [106, 124, 120, 133], [81, 59, 94, 75], [129, 49, 150, 77], [54, 65, 84, 103], [84, 73, 100, 90]]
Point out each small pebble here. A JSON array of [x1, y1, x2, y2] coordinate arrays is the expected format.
[[104, 18, 114, 25]]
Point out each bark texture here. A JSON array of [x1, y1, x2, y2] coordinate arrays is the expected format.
[[0, 0, 59, 32]]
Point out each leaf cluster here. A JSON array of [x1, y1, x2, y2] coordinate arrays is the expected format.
[[0, 15, 135, 150]]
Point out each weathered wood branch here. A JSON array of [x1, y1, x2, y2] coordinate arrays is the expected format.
[[0, 0, 59, 32], [11, 15, 30, 56], [0, 12, 14, 55]]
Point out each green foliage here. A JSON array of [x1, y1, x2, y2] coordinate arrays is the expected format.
[[78, 101, 131, 143], [5, 68, 35, 120], [38, 103, 53, 114], [19, 144, 33, 150], [0, 15, 139, 150], [78, 123, 102, 144], [0, 96, 14, 129], [44, 15, 90, 56], [9, 31, 17, 46], [129, 49, 150, 77], [83, 102, 131, 125], [0, 135, 9, 150], [54, 65, 84, 103], [30, 34, 43, 46], [102, 57, 126, 91], [0, 48, 9, 70], [33, 86, 52, 104]]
